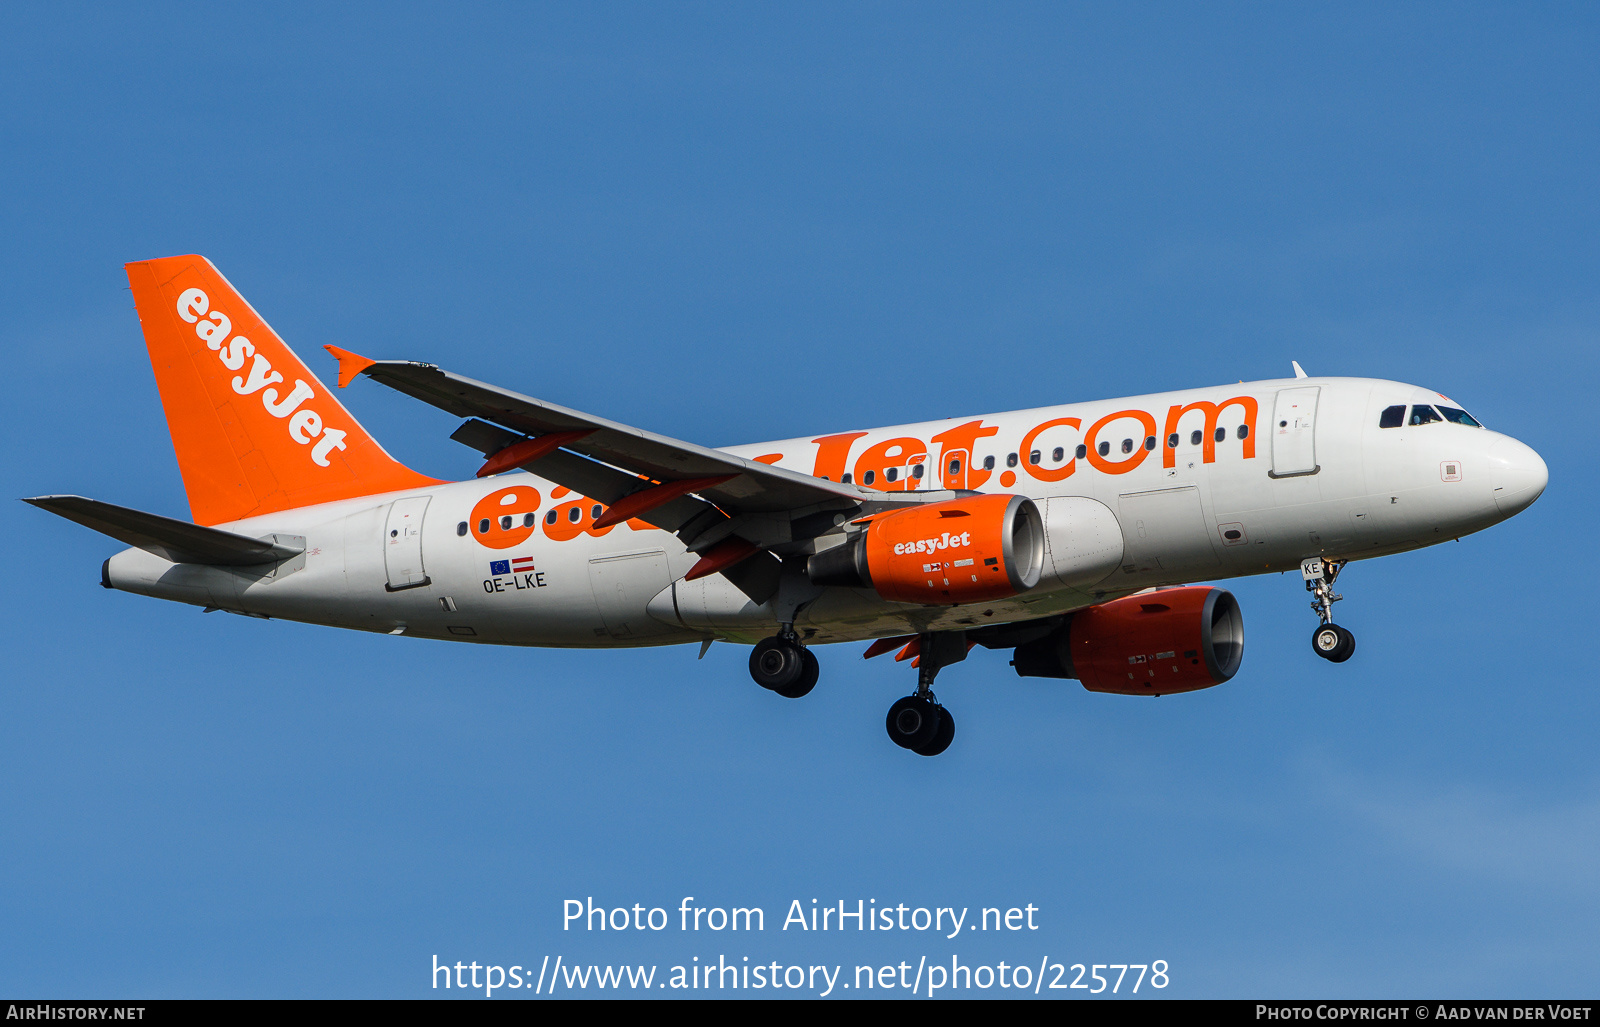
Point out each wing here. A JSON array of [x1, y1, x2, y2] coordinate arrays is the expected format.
[[326, 348, 961, 602]]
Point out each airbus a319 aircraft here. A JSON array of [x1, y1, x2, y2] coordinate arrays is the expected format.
[[27, 256, 1548, 756]]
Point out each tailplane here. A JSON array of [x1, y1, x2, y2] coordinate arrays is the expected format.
[[126, 255, 439, 525]]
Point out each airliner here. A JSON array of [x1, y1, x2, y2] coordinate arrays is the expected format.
[[25, 256, 1548, 755]]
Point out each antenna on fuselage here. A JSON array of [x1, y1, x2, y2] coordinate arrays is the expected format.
[[1291, 360, 1309, 379]]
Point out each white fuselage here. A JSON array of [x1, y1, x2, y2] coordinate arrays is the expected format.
[[104, 376, 1546, 648]]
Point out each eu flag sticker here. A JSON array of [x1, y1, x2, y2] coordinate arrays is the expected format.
[[490, 560, 510, 576]]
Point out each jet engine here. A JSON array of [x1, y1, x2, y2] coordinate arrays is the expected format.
[[807, 494, 1044, 605], [1012, 586, 1244, 694]]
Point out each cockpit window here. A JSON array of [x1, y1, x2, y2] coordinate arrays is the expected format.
[[1437, 405, 1483, 427], [1378, 405, 1405, 428], [1409, 405, 1443, 426]]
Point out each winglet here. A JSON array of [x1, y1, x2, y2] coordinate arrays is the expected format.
[[1291, 360, 1309, 379], [325, 345, 377, 388]]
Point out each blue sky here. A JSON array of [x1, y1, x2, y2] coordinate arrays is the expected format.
[[2, 2, 1596, 998]]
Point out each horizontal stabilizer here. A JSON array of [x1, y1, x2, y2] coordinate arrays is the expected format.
[[22, 495, 304, 566]]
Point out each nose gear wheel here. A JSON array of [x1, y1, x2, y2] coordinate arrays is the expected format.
[[1303, 557, 1356, 662], [1312, 623, 1356, 662]]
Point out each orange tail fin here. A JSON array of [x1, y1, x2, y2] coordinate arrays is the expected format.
[[126, 255, 440, 526]]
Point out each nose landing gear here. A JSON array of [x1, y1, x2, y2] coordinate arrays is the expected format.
[[884, 631, 965, 756], [1303, 557, 1355, 663]]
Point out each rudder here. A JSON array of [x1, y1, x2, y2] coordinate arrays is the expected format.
[[126, 255, 439, 526]]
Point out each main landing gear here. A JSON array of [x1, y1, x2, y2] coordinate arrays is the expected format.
[[884, 632, 964, 757], [749, 627, 818, 699], [747, 626, 963, 756], [1303, 557, 1355, 663]]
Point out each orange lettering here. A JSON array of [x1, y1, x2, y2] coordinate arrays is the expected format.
[[929, 420, 1000, 490], [1084, 409, 1157, 475], [1018, 417, 1081, 483], [469, 486, 542, 550], [811, 432, 869, 482], [543, 491, 619, 541], [853, 437, 924, 492], [1162, 397, 1258, 468]]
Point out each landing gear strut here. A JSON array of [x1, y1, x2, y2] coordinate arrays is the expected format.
[[1303, 557, 1355, 663], [749, 625, 818, 698], [884, 632, 962, 756]]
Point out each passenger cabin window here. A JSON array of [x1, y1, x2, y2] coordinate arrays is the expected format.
[[1190, 430, 1203, 446], [457, 521, 469, 537], [524, 513, 536, 527], [1378, 405, 1406, 428], [948, 458, 962, 475], [545, 510, 558, 525], [1006, 453, 1018, 468], [1237, 424, 1249, 440], [1438, 406, 1483, 427], [1213, 427, 1225, 443], [841, 473, 853, 484], [1029, 450, 1040, 464], [591, 505, 603, 519], [1052, 447, 1064, 462], [478, 518, 491, 534], [1409, 405, 1444, 426], [912, 463, 925, 479], [1097, 441, 1110, 457], [568, 506, 581, 522], [1121, 438, 1133, 454], [863, 470, 875, 485], [1075, 444, 1087, 460], [885, 467, 898, 482], [1144, 436, 1156, 451], [982, 456, 995, 471], [500, 515, 513, 530], [1167, 433, 1179, 449]]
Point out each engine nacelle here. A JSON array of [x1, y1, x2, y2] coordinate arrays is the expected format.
[[1013, 586, 1244, 694], [807, 494, 1044, 605]]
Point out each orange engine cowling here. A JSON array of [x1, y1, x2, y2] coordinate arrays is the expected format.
[[1012, 586, 1244, 694], [807, 494, 1044, 605]]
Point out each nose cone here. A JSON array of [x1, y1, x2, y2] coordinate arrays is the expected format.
[[1487, 436, 1548, 517]]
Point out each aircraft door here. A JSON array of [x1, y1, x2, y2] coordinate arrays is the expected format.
[[1270, 387, 1321, 477], [383, 496, 432, 591], [906, 449, 929, 490], [588, 550, 673, 639]]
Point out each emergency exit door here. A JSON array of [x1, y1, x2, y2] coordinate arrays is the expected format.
[[383, 496, 432, 591], [941, 449, 970, 490], [1270, 387, 1321, 478]]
